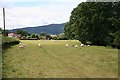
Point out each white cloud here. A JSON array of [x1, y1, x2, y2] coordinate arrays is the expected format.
[[0, 0, 86, 29], [0, 6, 71, 29]]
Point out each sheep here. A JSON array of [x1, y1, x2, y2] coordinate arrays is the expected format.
[[18, 45, 25, 49], [38, 43, 41, 48], [81, 44, 84, 47], [18, 43, 25, 49], [65, 44, 69, 47], [18, 45, 24, 49], [87, 45, 90, 47], [19, 42, 22, 45], [75, 45, 78, 48]]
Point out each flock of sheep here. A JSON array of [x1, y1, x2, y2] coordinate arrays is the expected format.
[[65, 43, 90, 48], [18, 41, 90, 49]]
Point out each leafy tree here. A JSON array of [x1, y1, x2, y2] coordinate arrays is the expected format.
[[35, 34, 39, 39], [31, 33, 40, 39], [46, 34, 51, 40], [39, 32, 48, 36], [57, 33, 67, 40], [114, 29, 120, 48], [64, 2, 120, 48], [52, 36, 58, 40], [39, 32, 51, 40], [39, 36, 46, 40], [31, 33, 36, 38], [16, 30, 29, 37], [2, 30, 9, 36], [26, 36, 31, 39]]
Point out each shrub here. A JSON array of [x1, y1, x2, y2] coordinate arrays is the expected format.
[[2, 36, 19, 49]]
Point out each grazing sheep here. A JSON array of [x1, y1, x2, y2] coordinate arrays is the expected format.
[[38, 43, 41, 47], [75, 45, 78, 48], [81, 44, 84, 47], [18, 43, 25, 49], [66, 44, 69, 47], [18, 45, 25, 49], [87, 45, 90, 47]]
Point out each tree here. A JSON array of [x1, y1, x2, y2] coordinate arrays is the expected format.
[[26, 36, 31, 39], [31, 33, 36, 38], [2, 30, 9, 36], [0, 28, 2, 31], [114, 29, 120, 48], [39, 32, 48, 36], [31, 33, 40, 39], [39, 32, 51, 40], [64, 2, 120, 48], [16, 30, 29, 37], [57, 33, 67, 40], [35, 34, 39, 39]]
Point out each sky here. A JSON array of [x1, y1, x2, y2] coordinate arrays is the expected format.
[[0, 0, 86, 30]]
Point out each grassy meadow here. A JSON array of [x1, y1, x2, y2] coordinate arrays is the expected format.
[[2, 40, 118, 78]]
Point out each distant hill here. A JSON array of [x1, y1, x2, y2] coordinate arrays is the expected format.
[[10, 23, 65, 34]]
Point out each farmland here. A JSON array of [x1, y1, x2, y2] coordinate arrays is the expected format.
[[2, 40, 118, 78]]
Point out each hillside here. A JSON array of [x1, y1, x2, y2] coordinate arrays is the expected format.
[[10, 23, 65, 34]]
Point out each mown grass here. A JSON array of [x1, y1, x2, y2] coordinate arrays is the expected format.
[[2, 40, 118, 78]]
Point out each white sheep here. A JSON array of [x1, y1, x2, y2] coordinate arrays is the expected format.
[[65, 44, 69, 47], [18, 43, 25, 49], [19, 42, 22, 45], [38, 43, 41, 47], [75, 45, 78, 48], [87, 45, 90, 47], [81, 44, 84, 47]]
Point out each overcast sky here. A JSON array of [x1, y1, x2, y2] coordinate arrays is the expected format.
[[0, 0, 86, 30]]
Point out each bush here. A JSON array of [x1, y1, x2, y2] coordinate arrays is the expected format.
[[26, 36, 31, 39], [57, 33, 68, 40], [2, 36, 19, 49]]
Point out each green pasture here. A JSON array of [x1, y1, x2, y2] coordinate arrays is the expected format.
[[2, 40, 118, 78]]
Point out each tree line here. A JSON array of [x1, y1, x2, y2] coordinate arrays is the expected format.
[[16, 30, 67, 40], [64, 2, 120, 48], [0, 28, 67, 40]]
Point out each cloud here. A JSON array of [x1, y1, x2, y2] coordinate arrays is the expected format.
[[0, 1, 86, 29], [0, 6, 71, 29]]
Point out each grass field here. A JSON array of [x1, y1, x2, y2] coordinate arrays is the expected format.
[[2, 40, 118, 78]]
